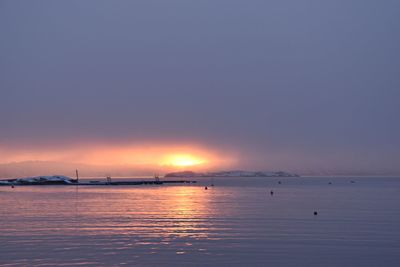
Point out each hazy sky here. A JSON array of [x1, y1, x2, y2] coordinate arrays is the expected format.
[[1, 1, 400, 174]]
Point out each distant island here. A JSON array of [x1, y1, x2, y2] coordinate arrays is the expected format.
[[164, 170, 300, 178]]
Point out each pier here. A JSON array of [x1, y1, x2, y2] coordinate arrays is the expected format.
[[76, 180, 196, 186]]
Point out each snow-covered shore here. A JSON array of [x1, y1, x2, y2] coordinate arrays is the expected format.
[[0, 175, 74, 186]]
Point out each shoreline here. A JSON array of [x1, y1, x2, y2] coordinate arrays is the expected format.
[[0, 179, 196, 186]]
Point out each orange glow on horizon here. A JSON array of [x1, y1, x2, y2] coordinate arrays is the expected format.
[[0, 143, 236, 171], [161, 154, 206, 167]]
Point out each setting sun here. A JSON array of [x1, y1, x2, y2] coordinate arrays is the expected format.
[[162, 154, 206, 167]]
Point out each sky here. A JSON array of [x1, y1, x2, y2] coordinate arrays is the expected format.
[[1, 0, 400, 176]]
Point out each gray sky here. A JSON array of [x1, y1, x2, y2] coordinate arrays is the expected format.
[[1, 0, 400, 174]]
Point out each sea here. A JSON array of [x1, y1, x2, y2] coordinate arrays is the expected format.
[[1, 176, 399, 267]]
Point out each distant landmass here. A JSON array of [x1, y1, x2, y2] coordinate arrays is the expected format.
[[164, 170, 300, 178]]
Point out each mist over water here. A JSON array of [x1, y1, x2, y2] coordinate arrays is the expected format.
[[1, 1, 400, 266], [1, 177, 400, 266]]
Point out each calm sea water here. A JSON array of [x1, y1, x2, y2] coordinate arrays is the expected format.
[[1, 176, 399, 267]]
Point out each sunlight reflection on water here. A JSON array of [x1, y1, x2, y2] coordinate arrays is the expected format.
[[1, 177, 400, 266]]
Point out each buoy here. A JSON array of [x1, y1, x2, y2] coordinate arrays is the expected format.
[[270, 190, 274, 195], [205, 186, 208, 190], [11, 185, 14, 188], [314, 211, 318, 216], [278, 181, 281, 184]]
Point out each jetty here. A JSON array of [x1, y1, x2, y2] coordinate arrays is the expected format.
[[77, 180, 195, 186]]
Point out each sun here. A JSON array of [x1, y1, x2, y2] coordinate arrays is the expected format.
[[162, 154, 205, 167]]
